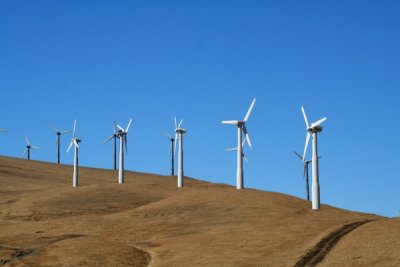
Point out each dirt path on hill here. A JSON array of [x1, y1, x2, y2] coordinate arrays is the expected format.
[[293, 220, 374, 267]]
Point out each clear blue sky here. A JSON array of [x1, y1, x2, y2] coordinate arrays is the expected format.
[[1, 1, 399, 217]]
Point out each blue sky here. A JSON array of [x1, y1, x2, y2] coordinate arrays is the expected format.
[[1, 1, 399, 217]]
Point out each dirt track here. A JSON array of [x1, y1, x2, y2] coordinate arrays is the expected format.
[[294, 220, 373, 267]]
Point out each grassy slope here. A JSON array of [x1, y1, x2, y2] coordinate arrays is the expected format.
[[0, 156, 394, 266]]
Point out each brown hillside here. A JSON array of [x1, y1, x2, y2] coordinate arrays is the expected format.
[[0, 156, 395, 266]]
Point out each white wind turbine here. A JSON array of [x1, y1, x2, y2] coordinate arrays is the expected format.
[[67, 120, 81, 187], [51, 125, 72, 164], [104, 121, 118, 170], [164, 131, 175, 176], [301, 106, 327, 210], [22, 135, 40, 160], [116, 118, 132, 184], [222, 98, 256, 189], [174, 117, 186, 187]]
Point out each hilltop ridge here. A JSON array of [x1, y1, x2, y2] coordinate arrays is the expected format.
[[0, 156, 398, 266]]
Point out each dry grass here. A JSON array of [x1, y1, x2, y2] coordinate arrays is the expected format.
[[0, 156, 396, 266]]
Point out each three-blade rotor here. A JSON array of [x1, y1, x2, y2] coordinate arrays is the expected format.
[[67, 120, 79, 153], [116, 118, 132, 155], [301, 106, 327, 161], [174, 117, 185, 153], [222, 98, 256, 149]]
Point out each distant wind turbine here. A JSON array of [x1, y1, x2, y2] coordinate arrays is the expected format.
[[22, 135, 40, 160], [116, 118, 132, 184], [222, 98, 256, 189], [51, 125, 72, 164], [301, 106, 327, 210], [67, 120, 81, 187], [104, 121, 118, 170], [175, 117, 186, 187], [293, 151, 311, 201], [164, 131, 175, 176]]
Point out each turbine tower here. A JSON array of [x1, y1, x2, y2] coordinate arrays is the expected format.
[[174, 117, 186, 187], [67, 120, 81, 187], [293, 151, 311, 201], [116, 118, 132, 184], [164, 131, 175, 176], [222, 98, 256, 189], [22, 135, 40, 160], [104, 121, 118, 170], [51, 125, 72, 164], [301, 106, 327, 210]]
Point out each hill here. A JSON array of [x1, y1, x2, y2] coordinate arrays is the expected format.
[[0, 156, 398, 266]]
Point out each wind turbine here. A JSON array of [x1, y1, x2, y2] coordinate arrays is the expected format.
[[222, 98, 256, 189], [293, 151, 311, 201], [67, 120, 81, 187], [104, 121, 118, 170], [164, 131, 175, 176], [22, 135, 40, 160], [116, 118, 132, 184], [175, 117, 186, 187], [301, 106, 327, 210], [51, 125, 72, 164]]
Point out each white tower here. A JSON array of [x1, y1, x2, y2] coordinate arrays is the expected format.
[[116, 118, 132, 184], [301, 106, 327, 210], [174, 118, 186, 187], [67, 120, 81, 188]]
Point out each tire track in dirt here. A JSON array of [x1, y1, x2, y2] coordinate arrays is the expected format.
[[294, 219, 374, 267], [0, 234, 84, 266]]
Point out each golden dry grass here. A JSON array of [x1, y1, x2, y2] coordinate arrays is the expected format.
[[0, 156, 397, 266]]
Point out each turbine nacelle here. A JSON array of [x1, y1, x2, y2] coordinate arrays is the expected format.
[[175, 128, 186, 134]]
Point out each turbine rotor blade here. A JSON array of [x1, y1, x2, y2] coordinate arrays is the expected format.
[[225, 148, 237, 152], [31, 146, 40, 149], [164, 131, 173, 139], [24, 135, 30, 146], [178, 119, 183, 128], [221, 120, 238, 125], [174, 133, 178, 152], [311, 117, 327, 128], [301, 106, 310, 129], [243, 98, 256, 122], [72, 120, 76, 137], [174, 117, 177, 128], [293, 151, 303, 160], [243, 155, 249, 163], [243, 126, 252, 148], [117, 125, 124, 131], [302, 132, 311, 161], [51, 125, 59, 133], [303, 165, 307, 179], [67, 141, 73, 153], [61, 130, 72, 134], [125, 118, 132, 133], [113, 121, 117, 134], [22, 148, 28, 157], [104, 134, 114, 143]]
